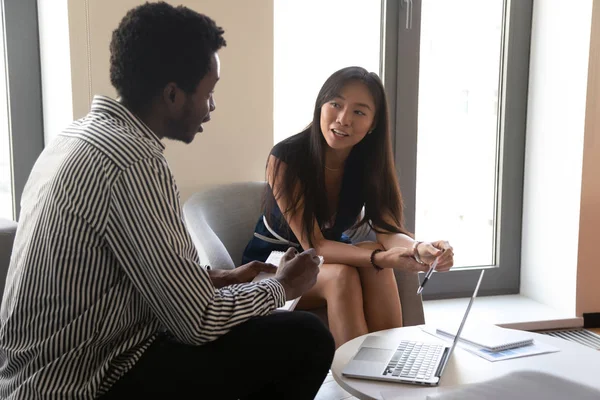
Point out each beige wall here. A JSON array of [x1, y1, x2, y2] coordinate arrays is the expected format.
[[577, 0, 600, 316], [54, 0, 274, 201]]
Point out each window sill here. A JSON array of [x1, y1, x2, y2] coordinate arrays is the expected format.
[[423, 294, 582, 331]]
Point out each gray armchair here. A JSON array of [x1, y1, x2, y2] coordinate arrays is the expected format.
[[182, 181, 425, 327], [0, 218, 17, 297]]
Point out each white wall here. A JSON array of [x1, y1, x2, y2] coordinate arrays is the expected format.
[[520, 0, 593, 314], [39, 0, 274, 202]]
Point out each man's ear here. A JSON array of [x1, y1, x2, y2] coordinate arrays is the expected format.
[[163, 82, 184, 116]]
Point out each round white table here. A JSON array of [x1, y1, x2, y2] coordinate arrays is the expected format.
[[331, 326, 600, 400]]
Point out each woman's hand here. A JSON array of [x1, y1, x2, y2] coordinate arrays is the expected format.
[[416, 241, 454, 271], [209, 262, 278, 288], [230, 261, 279, 284], [373, 247, 430, 273]]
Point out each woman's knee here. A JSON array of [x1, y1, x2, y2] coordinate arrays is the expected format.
[[321, 264, 363, 304], [327, 263, 361, 291]]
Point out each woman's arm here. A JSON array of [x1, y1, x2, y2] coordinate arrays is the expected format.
[[268, 156, 426, 271], [267, 155, 369, 267], [374, 213, 454, 271], [376, 231, 415, 251]]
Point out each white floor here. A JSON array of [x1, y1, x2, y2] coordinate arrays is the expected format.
[[315, 371, 358, 400]]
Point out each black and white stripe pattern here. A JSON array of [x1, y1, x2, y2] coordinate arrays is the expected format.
[[0, 95, 285, 399]]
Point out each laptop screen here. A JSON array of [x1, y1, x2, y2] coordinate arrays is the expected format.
[[438, 269, 485, 376]]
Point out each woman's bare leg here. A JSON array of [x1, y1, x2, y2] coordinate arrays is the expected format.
[[296, 263, 368, 348], [355, 242, 403, 332]]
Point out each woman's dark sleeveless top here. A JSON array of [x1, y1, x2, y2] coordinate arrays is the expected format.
[[242, 132, 365, 264]]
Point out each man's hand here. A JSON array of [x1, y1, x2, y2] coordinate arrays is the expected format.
[[275, 247, 320, 300], [208, 262, 278, 288]]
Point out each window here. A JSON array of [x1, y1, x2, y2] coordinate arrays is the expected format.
[[0, 0, 44, 221], [274, 0, 382, 143], [273, 0, 532, 299], [389, 0, 533, 298], [415, 0, 505, 268]]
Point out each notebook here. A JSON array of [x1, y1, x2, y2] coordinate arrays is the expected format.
[[252, 250, 324, 311], [436, 323, 533, 352]]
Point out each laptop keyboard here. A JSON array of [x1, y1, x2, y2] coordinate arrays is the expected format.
[[383, 341, 443, 380]]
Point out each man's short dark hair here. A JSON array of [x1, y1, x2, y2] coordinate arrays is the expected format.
[[110, 2, 226, 111]]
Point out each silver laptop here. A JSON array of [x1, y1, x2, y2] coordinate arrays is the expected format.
[[342, 270, 485, 386]]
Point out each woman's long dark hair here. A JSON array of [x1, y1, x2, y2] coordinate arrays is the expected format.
[[265, 66, 410, 247]]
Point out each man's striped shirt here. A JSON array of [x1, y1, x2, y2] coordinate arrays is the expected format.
[[0, 95, 285, 399]]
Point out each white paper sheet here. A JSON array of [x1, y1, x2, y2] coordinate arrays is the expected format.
[[419, 325, 560, 362]]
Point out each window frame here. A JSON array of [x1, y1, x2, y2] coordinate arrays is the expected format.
[[383, 0, 533, 299], [1, 0, 44, 220]]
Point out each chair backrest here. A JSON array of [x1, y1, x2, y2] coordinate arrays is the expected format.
[[183, 181, 266, 269], [0, 219, 17, 297]]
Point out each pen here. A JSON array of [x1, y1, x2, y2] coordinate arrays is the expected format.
[[416, 256, 439, 295]]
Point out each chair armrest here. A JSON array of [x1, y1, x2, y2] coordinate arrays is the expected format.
[[183, 203, 235, 270], [0, 219, 18, 295]]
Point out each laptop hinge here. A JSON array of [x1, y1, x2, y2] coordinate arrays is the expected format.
[[434, 347, 450, 377]]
